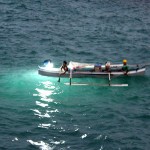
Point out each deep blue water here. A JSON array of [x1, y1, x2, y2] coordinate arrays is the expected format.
[[0, 0, 150, 149]]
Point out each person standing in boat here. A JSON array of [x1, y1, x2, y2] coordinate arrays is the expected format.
[[122, 59, 129, 75]]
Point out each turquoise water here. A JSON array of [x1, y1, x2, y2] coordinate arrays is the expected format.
[[0, 0, 150, 149]]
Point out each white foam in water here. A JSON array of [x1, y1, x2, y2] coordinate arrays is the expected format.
[[50, 140, 65, 145], [47, 109, 59, 113], [12, 137, 18, 141], [27, 140, 55, 150], [75, 128, 79, 132], [100, 145, 103, 150], [52, 120, 57, 123], [38, 123, 52, 129], [81, 134, 87, 139], [95, 135, 102, 140]]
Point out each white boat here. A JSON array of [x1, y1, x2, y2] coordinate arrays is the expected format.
[[38, 61, 146, 78]]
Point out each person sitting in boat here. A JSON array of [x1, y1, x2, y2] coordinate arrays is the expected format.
[[94, 63, 102, 72], [122, 59, 129, 75], [105, 61, 111, 72], [60, 60, 68, 75], [58, 61, 69, 82]]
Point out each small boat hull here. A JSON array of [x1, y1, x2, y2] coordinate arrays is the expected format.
[[38, 67, 146, 78]]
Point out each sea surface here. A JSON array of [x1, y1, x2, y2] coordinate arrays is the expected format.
[[0, 0, 150, 150]]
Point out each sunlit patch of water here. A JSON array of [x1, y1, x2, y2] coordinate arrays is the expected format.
[[32, 80, 60, 118], [28, 79, 67, 149], [36, 101, 49, 107], [31, 109, 52, 118]]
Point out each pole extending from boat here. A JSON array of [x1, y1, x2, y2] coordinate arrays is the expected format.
[[108, 72, 111, 86], [58, 76, 60, 82], [64, 83, 128, 86], [69, 69, 72, 85]]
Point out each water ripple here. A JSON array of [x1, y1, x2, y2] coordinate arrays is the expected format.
[[1, 0, 150, 149]]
